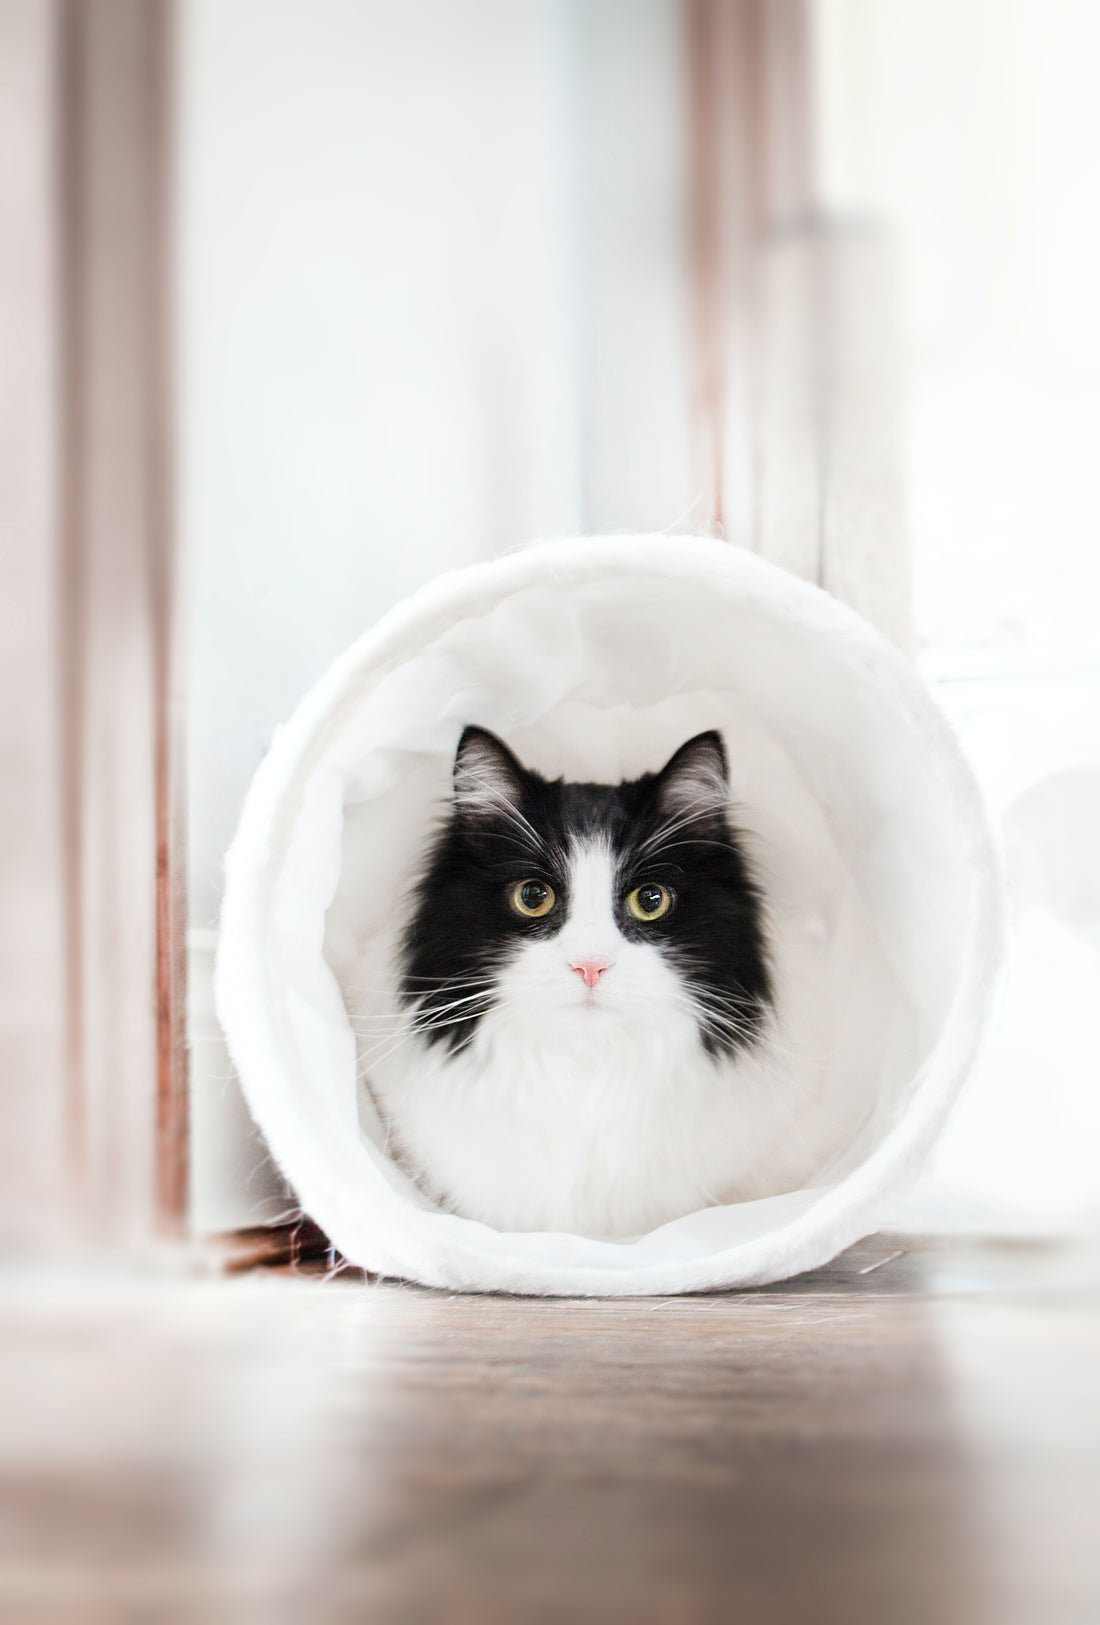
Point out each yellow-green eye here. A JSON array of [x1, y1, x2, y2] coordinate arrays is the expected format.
[[626, 883, 673, 923], [510, 879, 555, 918]]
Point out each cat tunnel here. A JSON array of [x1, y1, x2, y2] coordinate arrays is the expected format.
[[216, 536, 1001, 1295]]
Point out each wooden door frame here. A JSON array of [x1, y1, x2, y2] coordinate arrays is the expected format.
[[686, 0, 912, 650], [58, 0, 187, 1241]]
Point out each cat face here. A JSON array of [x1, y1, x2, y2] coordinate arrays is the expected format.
[[399, 727, 771, 1059]]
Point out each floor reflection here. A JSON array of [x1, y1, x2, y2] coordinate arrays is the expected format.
[[0, 1238, 1095, 1623]]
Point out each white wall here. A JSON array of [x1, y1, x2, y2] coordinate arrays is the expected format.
[[818, 0, 1100, 1227], [179, 0, 692, 1229], [183, 0, 1100, 1234]]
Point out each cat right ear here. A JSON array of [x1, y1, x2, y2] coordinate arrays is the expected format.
[[653, 729, 729, 820], [453, 726, 527, 819]]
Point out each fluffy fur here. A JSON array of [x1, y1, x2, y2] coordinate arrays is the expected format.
[[355, 726, 803, 1239]]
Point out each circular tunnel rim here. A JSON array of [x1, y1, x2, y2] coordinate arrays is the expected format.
[[215, 535, 1002, 1294]]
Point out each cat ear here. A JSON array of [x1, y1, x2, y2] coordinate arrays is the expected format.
[[653, 730, 729, 820], [453, 726, 527, 819]]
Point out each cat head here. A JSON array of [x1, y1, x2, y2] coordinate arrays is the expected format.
[[400, 726, 772, 1058]]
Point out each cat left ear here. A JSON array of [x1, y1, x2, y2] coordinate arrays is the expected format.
[[453, 725, 527, 819], [653, 730, 729, 819]]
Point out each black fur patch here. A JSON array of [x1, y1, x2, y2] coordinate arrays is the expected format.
[[400, 726, 772, 1056]]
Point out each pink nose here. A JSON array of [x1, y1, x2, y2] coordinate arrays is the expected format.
[[571, 959, 610, 990]]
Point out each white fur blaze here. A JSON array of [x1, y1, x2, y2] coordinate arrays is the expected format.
[[558, 839, 622, 971]]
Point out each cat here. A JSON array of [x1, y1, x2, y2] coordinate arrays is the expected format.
[[360, 725, 782, 1239]]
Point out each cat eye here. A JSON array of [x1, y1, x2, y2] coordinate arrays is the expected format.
[[626, 883, 673, 922], [510, 879, 556, 918]]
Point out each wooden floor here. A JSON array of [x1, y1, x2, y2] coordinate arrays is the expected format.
[[0, 1234, 1097, 1624]]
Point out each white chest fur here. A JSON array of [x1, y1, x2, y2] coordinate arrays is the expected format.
[[371, 1006, 783, 1237]]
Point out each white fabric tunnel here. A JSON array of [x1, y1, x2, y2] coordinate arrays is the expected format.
[[216, 537, 1001, 1295]]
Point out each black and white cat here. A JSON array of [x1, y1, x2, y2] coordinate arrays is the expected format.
[[360, 725, 792, 1239]]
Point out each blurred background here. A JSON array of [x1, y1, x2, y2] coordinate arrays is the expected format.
[[2, 0, 1099, 1251], [2, 6, 1100, 1621], [184, 0, 1100, 1240]]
